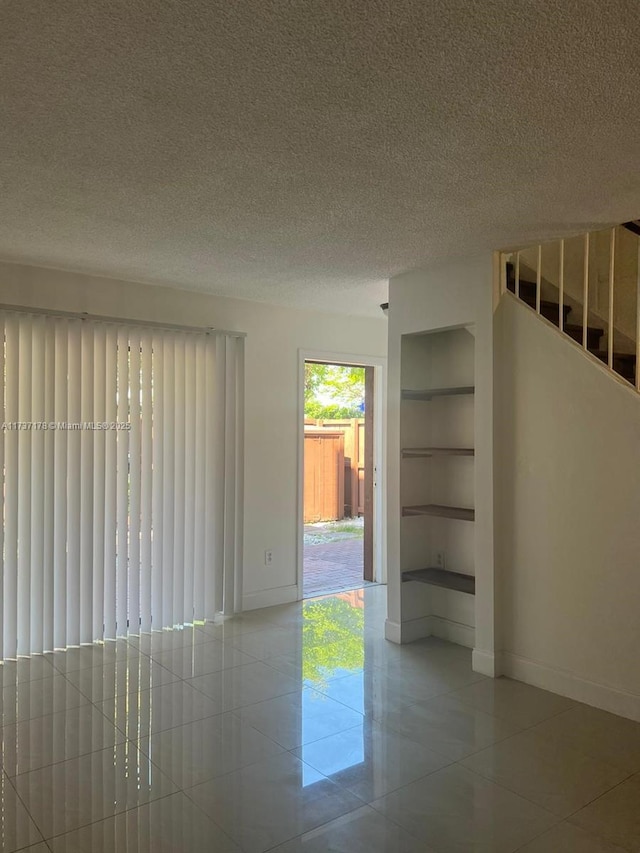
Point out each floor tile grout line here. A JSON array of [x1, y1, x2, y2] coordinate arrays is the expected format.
[[447, 744, 639, 828], [179, 776, 266, 850], [67, 649, 267, 705], [282, 728, 458, 806], [511, 824, 561, 853], [560, 767, 639, 820], [451, 699, 639, 773], [38, 789, 189, 847], [3, 767, 49, 850], [364, 763, 562, 853]]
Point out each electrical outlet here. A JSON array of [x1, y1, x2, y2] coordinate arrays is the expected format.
[[435, 550, 445, 569], [264, 549, 273, 567]]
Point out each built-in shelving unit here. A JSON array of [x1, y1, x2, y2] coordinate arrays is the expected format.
[[401, 447, 474, 458], [401, 386, 474, 401], [402, 568, 476, 595], [399, 327, 476, 645], [402, 503, 475, 521]]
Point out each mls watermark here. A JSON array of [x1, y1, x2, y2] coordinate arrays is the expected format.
[[1, 422, 132, 431]]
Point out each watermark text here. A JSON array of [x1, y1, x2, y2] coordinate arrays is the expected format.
[[1, 422, 131, 431]]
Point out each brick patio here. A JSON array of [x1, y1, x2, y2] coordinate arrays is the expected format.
[[303, 537, 376, 598]]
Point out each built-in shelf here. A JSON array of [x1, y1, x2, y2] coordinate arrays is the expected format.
[[401, 386, 475, 402], [401, 447, 474, 458], [402, 503, 475, 521], [402, 567, 476, 595]]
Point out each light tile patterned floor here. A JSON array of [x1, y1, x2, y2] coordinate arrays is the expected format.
[[0, 585, 639, 852]]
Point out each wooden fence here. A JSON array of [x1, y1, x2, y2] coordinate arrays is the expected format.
[[303, 418, 365, 523]]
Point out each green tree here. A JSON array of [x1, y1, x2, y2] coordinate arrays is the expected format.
[[304, 363, 365, 420]]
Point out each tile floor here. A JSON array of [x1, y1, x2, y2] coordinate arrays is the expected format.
[[0, 585, 639, 851]]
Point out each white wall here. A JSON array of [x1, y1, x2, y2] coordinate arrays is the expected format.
[[495, 293, 640, 720], [386, 252, 497, 673], [0, 261, 387, 610]]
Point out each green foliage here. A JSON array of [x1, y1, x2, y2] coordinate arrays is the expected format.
[[304, 363, 365, 420], [305, 400, 362, 420], [302, 597, 364, 687]]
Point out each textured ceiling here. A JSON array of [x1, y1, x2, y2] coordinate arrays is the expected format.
[[2, 1, 640, 316]]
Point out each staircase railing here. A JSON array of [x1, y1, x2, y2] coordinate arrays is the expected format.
[[499, 223, 640, 392]]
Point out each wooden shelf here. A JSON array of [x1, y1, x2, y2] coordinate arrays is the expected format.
[[402, 568, 476, 595], [401, 447, 474, 458], [402, 503, 475, 521], [402, 386, 474, 402]]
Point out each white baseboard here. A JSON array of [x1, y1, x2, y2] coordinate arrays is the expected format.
[[400, 616, 433, 643], [385, 615, 475, 648], [473, 648, 502, 677], [502, 652, 640, 723], [430, 616, 475, 649], [385, 616, 432, 643], [384, 619, 402, 644], [242, 585, 299, 612]]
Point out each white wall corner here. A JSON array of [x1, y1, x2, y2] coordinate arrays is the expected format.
[[502, 652, 640, 723], [472, 648, 502, 677], [242, 585, 299, 612]]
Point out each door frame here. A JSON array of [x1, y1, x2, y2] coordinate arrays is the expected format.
[[297, 349, 387, 600]]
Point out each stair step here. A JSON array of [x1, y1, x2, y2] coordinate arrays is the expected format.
[[506, 270, 571, 323], [518, 295, 572, 324], [507, 277, 537, 300], [507, 276, 538, 300], [564, 324, 604, 349], [506, 262, 637, 384], [593, 351, 636, 381]]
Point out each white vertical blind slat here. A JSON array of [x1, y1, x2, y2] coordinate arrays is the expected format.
[[223, 337, 237, 616], [150, 332, 164, 631], [3, 314, 19, 658], [183, 336, 196, 624], [162, 333, 175, 628], [103, 325, 118, 640], [66, 320, 82, 647], [30, 315, 45, 653], [92, 325, 107, 642], [42, 319, 56, 651], [53, 319, 68, 649], [116, 328, 129, 636], [233, 338, 245, 614], [129, 330, 142, 635], [173, 336, 186, 625], [206, 336, 223, 617], [17, 315, 33, 655], [192, 336, 206, 621], [80, 322, 96, 643], [140, 331, 153, 632]]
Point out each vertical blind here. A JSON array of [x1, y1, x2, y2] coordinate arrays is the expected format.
[[0, 309, 244, 659]]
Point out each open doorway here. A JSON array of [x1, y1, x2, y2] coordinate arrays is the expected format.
[[301, 360, 376, 598]]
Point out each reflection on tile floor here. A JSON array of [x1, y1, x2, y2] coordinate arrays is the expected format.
[[0, 585, 639, 851]]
